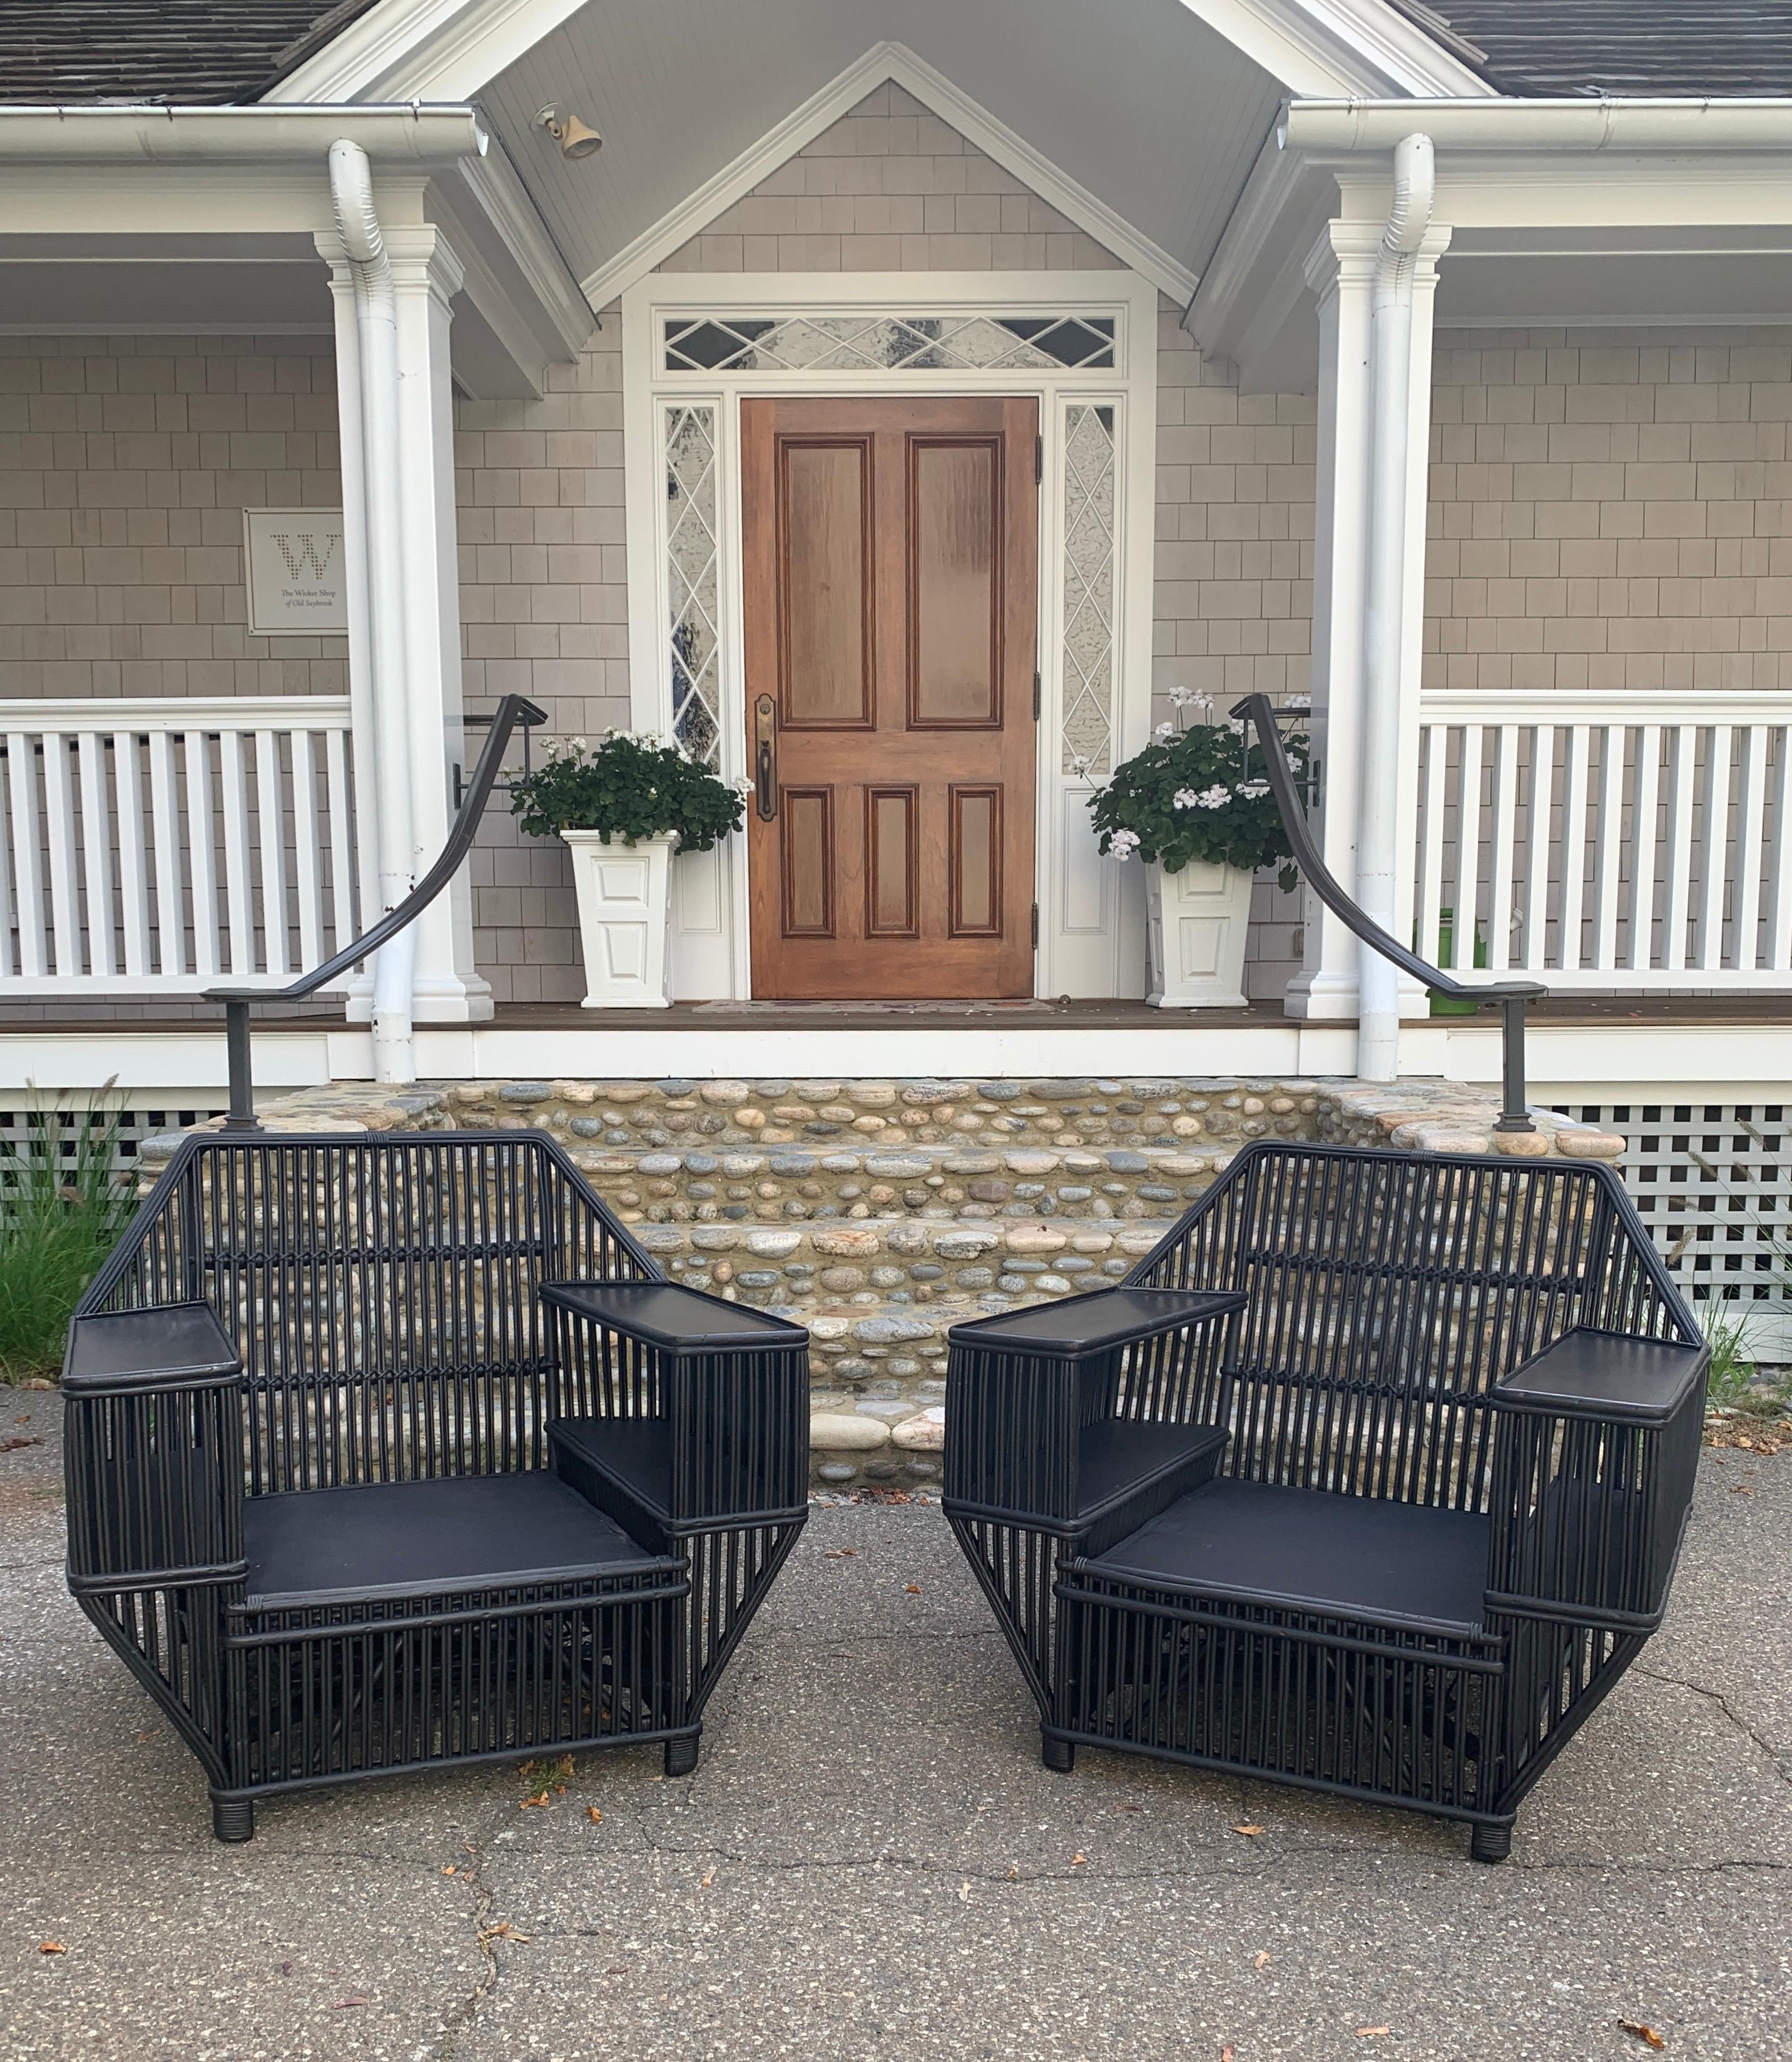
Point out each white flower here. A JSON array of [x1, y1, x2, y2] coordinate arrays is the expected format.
[[1286, 754, 1304, 773], [1172, 787, 1200, 810], [1193, 784, 1231, 810], [1191, 691, 1214, 712], [1069, 752, 1094, 778], [1108, 828, 1141, 861], [1225, 718, 1245, 736], [1154, 721, 1176, 740], [1282, 693, 1311, 711], [1168, 685, 1194, 708], [1238, 780, 1270, 800]]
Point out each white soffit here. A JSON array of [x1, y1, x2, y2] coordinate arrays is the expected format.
[[482, 16, 1287, 306]]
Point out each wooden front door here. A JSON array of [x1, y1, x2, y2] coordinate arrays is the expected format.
[[741, 395, 1038, 999]]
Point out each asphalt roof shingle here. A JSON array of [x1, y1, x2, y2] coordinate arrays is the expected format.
[[0, 0, 382, 105], [1391, 0, 1792, 98]]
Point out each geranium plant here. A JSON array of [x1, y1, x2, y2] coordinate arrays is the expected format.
[[1086, 689, 1308, 889], [509, 729, 744, 850]]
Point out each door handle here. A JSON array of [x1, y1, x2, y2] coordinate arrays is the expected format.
[[753, 694, 777, 820]]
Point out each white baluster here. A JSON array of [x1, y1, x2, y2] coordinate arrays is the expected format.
[[1487, 724, 1519, 974], [1629, 724, 1661, 972], [255, 728, 290, 980], [76, 731, 116, 979], [1698, 724, 1733, 973], [290, 729, 323, 972], [1418, 721, 1446, 976], [112, 730, 151, 978], [1452, 724, 1483, 973], [220, 729, 254, 978], [148, 730, 186, 979], [41, 734, 79, 978], [5, 734, 44, 980], [1733, 725, 1768, 975], [1661, 724, 1696, 973], [1558, 725, 1590, 974], [325, 725, 356, 953], [1522, 723, 1554, 977]]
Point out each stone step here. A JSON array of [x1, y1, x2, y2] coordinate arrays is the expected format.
[[632, 1213, 1177, 1318], [569, 1138, 1234, 1231]]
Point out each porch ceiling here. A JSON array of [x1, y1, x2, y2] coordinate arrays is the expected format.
[[469, 4, 1286, 300]]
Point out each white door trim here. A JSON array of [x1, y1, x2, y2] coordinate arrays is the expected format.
[[621, 268, 1159, 1002]]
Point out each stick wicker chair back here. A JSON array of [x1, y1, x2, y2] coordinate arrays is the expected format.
[[945, 1140, 1706, 1862], [63, 1130, 809, 1840]]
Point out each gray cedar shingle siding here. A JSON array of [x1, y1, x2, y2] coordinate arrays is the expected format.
[[0, 0, 380, 104], [1387, 0, 1792, 98]]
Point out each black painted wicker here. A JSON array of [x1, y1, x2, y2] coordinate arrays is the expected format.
[[63, 1130, 808, 1840], [944, 1140, 1708, 1861]]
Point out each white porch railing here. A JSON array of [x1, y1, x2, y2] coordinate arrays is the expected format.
[[1413, 691, 1792, 988], [0, 698, 362, 995]]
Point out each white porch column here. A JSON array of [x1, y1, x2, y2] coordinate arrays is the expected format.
[[1358, 153, 1449, 1079], [1285, 221, 1377, 1021], [319, 220, 491, 1027], [388, 225, 491, 1024]]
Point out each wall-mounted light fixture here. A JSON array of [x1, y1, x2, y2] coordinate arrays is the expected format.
[[535, 105, 603, 160]]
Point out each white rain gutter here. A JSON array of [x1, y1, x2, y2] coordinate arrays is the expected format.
[[1357, 132, 1433, 1085], [329, 136, 416, 1086], [0, 104, 486, 163], [1282, 98, 1792, 155]]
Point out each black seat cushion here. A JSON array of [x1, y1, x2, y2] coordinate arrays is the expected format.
[[244, 1471, 677, 1607], [1082, 1476, 1490, 1634]]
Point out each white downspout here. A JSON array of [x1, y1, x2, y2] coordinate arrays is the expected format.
[[329, 137, 416, 1085], [1357, 132, 1434, 1084]]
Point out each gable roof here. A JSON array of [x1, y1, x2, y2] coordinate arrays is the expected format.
[[1386, 0, 1792, 98], [0, 0, 380, 104]]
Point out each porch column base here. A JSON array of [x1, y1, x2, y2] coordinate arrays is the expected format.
[[345, 973, 493, 1027], [1283, 970, 1432, 1024]]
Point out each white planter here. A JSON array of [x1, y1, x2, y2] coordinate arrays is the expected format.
[[563, 828, 677, 1008], [1144, 858, 1254, 1008]]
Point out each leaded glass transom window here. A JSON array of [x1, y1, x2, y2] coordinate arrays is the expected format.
[[1061, 402, 1117, 776], [665, 405, 721, 766], [664, 312, 1116, 375]]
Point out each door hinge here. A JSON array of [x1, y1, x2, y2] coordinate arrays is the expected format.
[[1035, 434, 1044, 485], [1030, 901, 1040, 949], [1032, 669, 1041, 720]]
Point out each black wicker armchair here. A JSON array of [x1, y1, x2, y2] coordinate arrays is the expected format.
[[945, 1141, 1707, 1861], [63, 1130, 808, 1840]]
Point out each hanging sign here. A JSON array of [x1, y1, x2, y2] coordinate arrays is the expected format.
[[244, 509, 349, 635]]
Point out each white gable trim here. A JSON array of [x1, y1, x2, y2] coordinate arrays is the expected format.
[[266, 0, 1492, 109], [578, 43, 1201, 312]]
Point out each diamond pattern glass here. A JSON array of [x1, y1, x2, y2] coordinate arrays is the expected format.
[[1061, 402, 1117, 776], [664, 405, 721, 767], [664, 313, 1116, 375]]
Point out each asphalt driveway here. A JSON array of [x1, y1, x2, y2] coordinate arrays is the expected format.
[[3, 1389, 1788, 2062]]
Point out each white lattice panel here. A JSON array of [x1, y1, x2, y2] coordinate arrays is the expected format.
[[0, 1103, 220, 1186], [1552, 1100, 1791, 1361]]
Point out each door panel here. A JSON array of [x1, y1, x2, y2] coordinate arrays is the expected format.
[[743, 395, 1038, 999], [780, 440, 872, 728]]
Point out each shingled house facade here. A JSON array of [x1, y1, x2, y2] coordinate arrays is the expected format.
[[1, 1, 1791, 1328]]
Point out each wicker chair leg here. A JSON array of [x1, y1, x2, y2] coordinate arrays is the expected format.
[[1041, 1734, 1076, 1774], [663, 1734, 701, 1779], [211, 1798, 255, 1844], [1470, 1822, 1512, 1864]]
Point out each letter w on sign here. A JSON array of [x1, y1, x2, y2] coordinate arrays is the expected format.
[[273, 531, 342, 581]]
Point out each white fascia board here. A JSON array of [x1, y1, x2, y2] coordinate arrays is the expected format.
[[1180, 0, 1493, 98], [0, 103, 486, 164], [581, 42, 1200, 312], [443, 148, 593, 359]]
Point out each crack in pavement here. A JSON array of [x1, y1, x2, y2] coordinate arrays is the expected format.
[[435, 1822, 506, 2061], [1632, 1662, 1792, 1787]]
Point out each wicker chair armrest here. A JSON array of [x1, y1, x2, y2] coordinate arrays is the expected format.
[[63, 1304, 247, 1592], [1485, 1328, 1706, 1631]]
